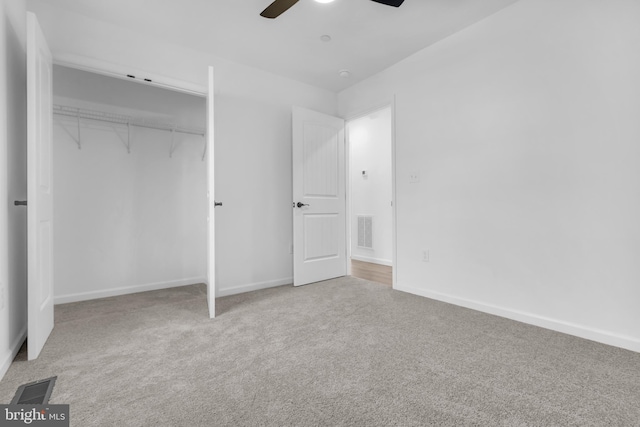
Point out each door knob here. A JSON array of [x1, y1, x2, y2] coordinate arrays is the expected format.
[[14, 201, 27, 206], [296, 202, 309, 208], [214, 201, 223, 207]]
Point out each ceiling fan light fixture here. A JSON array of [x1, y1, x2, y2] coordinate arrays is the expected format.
[[339, 70, 351, 78]]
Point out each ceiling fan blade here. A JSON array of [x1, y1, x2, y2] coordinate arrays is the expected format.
[[370, 0, 405, 6], [260, 0, 300, 19]]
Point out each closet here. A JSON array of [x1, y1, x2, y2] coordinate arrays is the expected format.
[[52, 65, 208, 304]]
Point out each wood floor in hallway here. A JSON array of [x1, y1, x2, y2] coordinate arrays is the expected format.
[[350, 259, 392, 286]]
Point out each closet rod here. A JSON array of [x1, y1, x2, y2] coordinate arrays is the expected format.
[[53, 104, 205, 137]]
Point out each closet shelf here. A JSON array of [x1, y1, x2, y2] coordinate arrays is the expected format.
[[53, 104, 206, 137], [53, 104, 207, 159]]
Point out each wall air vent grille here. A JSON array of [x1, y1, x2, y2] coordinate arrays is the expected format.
[[357, 215, 373, 249]]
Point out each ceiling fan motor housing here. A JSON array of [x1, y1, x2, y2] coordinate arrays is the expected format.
[[261, 0, 405, 19]]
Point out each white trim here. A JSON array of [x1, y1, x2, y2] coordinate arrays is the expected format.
[[0, 326, 27, 381], [395, 283, 640, 354], [345, 117, 352, 277], [54, 277, 207, 305], [390, 96, 397, 289], [350, 255, 392, 267], [54, 53, 207, 97], [217, 277, 292, 297]]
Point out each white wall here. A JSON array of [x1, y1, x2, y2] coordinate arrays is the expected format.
[[0, 0, 28, 380], [339, 0, 640, 352], [348, 107, 393, 265], [53, 66, 207, 303], [26, 2, 338, 298]]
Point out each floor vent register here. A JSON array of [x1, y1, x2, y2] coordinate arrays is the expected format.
[[11, 376, 57, 405]]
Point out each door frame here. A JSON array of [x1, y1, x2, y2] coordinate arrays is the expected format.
[[344, 99, 397, 288]]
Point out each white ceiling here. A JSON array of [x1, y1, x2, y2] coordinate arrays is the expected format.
[[28, 0, 519, 92]]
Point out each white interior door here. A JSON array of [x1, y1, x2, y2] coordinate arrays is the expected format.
[[292, 107, 346, 286], [206, 66, 216, 318], [26, 12, 54, 360]]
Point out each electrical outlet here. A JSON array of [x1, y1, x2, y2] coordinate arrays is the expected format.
[[409, 171, 420, 183], [422, 250, 429, 262]]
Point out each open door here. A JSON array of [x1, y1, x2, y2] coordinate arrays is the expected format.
[[292, 107, 346, 286], [206, 66, 216, 318], [26, 12, 54, 360]]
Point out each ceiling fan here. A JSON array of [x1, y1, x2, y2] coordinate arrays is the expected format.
[[261, 0, 405, 19]]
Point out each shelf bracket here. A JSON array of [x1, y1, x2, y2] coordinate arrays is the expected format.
[[169, 128, 177, 158], [55, 119, 81, 150], [201, 133, 207, 162], [77, 114, 81, 149], [113, 123, 131, 154]]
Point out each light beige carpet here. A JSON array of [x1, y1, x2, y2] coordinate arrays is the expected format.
[[0, 277, 638, 426]]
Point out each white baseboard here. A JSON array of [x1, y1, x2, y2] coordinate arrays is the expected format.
[[54, 275, 292, 304], [217, 277, 292, 297], [54, 277, 207, 305], [0, 325, 27, 381], [395, 283, 640, 354], [351, 255, 393, 267]]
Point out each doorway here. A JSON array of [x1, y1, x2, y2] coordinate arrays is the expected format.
[[51, 65, 210, 305], [346, 106, 393, 286]]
